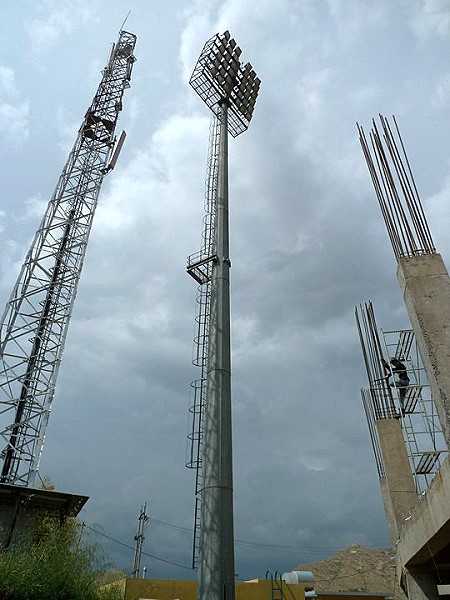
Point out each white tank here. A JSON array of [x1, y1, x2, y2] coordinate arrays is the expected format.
[[281, 570, 315, 589]]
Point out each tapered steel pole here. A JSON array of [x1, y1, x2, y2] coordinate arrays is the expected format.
[[198, 100, 235, 600]]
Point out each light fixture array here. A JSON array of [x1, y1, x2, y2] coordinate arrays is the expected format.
[[190, 31, 261, 137]]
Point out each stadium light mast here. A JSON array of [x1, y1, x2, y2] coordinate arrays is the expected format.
[[189, 31, 260, 600]]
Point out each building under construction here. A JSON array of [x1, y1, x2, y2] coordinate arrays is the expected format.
[[357, 115, 450, 599]]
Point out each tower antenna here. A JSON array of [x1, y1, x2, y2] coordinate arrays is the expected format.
[[0, 30, 137, 486], [119, 10, 132, 33]]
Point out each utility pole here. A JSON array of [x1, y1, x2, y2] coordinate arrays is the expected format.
[[132, 502, 149, 578], [0, 30, 136, 486], [188, 31, 260, 600]]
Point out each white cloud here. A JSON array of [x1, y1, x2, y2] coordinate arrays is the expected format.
[[410, 0, 450, 39], [432, 72, 450, 109], [0, 66, 29, 142], [0, 66, 18, 96], [56, 107, 79, 154], [26, 1, 97, 53], [96, 112, 208, 236], [0, 102, 29, 142], [23, 194, 48, 220], [327, 0, 389, 44]]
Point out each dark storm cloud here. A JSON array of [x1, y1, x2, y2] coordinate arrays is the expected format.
[[1, 0, 450, 582]]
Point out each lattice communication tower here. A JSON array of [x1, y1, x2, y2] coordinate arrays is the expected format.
[[0, 30, 137, 486]]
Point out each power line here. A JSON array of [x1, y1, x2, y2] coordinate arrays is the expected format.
[[149, 517, 389, 556], [83, 523, 193, 571], [83, 517, 390, 572]]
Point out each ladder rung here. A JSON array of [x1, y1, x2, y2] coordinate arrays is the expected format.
[[403, 384, 423, 413], [415, 451, 441, 474]]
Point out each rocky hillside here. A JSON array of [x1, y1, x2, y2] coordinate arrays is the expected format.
[[296, 544, 396, 593]]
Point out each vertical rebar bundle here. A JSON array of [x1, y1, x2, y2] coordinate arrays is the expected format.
[[0, 30, 137, 486], [355, 302, 396, 419], [355, 302, 392, 480], [358, 115, 435, 259], [361, 388, 385, 479]]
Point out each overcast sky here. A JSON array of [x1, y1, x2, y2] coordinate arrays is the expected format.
[[2, 0, 450, 582]]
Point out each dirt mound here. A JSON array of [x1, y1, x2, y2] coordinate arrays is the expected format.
[[296, 544, 395, 593]]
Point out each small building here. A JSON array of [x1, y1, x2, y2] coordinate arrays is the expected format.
[[0, 482, 88, 548]]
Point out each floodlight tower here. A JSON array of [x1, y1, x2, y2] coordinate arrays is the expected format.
[[0, 30, 136, 486], [189, 31, 260, 600]]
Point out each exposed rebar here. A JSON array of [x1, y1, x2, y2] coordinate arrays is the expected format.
[[358, 115, 435, 259], [361, 389, 385, 478], [355, 302, 397, 420]]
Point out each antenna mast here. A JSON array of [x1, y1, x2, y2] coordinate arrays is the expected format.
[[0, 30, 137, 486]]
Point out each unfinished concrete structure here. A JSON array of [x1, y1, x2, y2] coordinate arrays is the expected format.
[[358, 116, 450, 599], [397, 254, 450, 447]]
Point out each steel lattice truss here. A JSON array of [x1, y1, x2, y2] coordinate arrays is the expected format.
[[0, 30, 137, 486]]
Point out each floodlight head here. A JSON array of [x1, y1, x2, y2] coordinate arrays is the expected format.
[[189, 31, 261, 137]]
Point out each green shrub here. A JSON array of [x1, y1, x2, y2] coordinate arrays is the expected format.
[[0, 522, 120, 600]]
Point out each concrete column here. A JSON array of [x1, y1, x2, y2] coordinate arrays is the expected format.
[[376, 419, 418, 541], [404, 568, 439, 600], [380, 477, 399, 544], [397, 254, 450, 448]]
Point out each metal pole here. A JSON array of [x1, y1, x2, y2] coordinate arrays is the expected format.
[[132, 503, 148, 578], [198, 100, 235, 600]]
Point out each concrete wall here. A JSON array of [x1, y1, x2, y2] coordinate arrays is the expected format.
[[397, 456, 450, 567], [397, 254, 450, 447], [376, 419, 418, 545], [124, 578, 305, 600], [395, 254, 450, 599], [380, 477, 399, 544], [317, 594, 392, 600]]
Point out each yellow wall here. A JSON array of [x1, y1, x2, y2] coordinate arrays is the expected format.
[[317, 595, 390, 600], [124, 578, 306, 600]]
